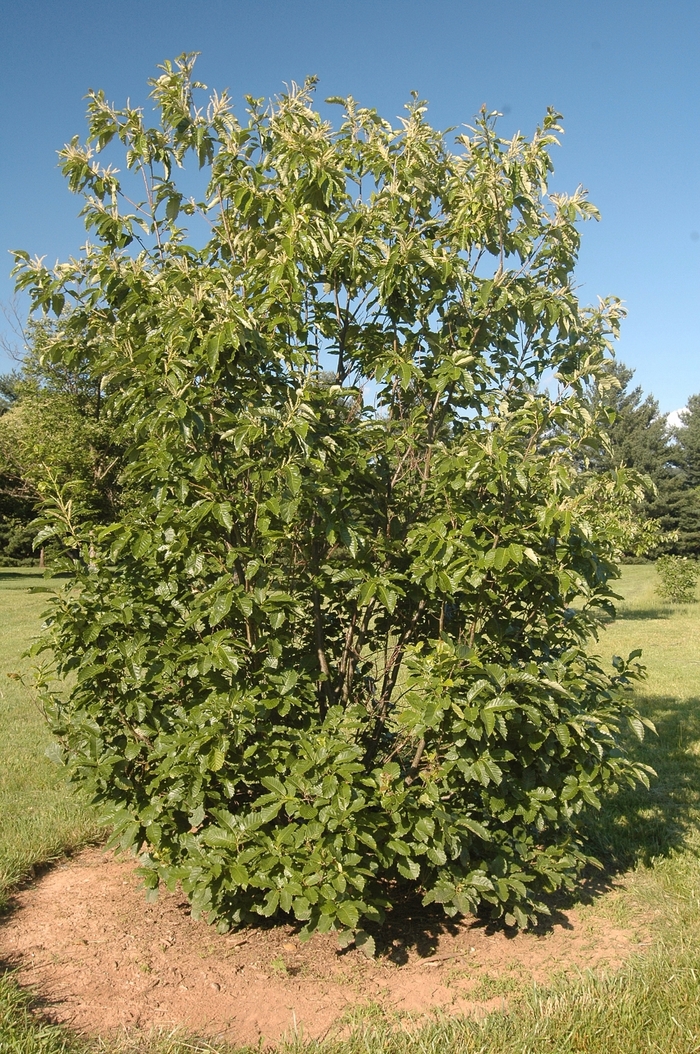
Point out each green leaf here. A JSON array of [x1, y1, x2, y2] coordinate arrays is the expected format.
[[554, 724, 571, 748], [207, 747, 226, 771], [131, 531, 152, 559], [279, 669, 298, 695], [260, 890, 280, 916], [355, 930, 376, 958], [397, 858, 420, 880], [628, 716, 645, 741], [336, 901, 360, 928], [293, 897, 312, 920], [462, 817, 490, 840], [282, 464, 302, 496], [209, 591, 233, 627], [213, 503, 233, 530], [188, 804, 205, 828]]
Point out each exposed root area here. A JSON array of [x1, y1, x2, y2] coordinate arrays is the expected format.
[[0, 848, 645, 1047]]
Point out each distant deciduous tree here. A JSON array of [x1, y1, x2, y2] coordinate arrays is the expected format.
[[0, 321, 126, 562], [0, 372, 35, 563]]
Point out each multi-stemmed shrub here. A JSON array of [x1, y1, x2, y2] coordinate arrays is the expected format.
[[656, 555, 700, 603], [19, 56, 653, 952]]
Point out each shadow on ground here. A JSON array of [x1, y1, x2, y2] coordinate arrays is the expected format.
[[0, 570, 38, 582], [1, 694, 697, 967], [376, 690, 700, 953], [579, 692, 700, 871]]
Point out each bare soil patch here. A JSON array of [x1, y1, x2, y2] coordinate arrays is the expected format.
[[0, 848, 646, 1048]]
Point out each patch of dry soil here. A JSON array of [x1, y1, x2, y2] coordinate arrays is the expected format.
[[0, 848, 645, 1047]]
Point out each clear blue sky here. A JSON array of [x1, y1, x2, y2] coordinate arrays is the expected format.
[[1, 0, 698, 412]]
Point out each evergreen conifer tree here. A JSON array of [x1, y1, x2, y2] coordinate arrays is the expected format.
[[663, 395, 700, 554]]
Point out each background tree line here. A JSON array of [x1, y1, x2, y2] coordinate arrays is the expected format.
[[1, 332, 698, 565], [0, 319, 126, 564], [583, 361, 700, 556]]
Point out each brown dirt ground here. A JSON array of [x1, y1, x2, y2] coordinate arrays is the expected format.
[[0, 847, 647, 1048]]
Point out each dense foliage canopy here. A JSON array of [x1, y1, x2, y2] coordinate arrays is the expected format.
[[20, 57, 654, 947]]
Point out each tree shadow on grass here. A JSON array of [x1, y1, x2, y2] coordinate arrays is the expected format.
[[578, 693, 700, 873], [379, 692, 700, 953], [613, 607, 674, 621], [0, 570, 37, 582], [0, 967, 67, 1032], [0, 570, 71, 593], [0, 569, 71, 581]]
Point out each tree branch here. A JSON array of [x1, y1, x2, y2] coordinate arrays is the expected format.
[[313, 588, 333, 718], [404, 737, 425, 784]]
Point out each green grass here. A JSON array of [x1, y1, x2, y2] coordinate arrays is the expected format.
[[0, 570, 99, 908], [2, 564, 700, 1052], [582, 564, 700, 877]]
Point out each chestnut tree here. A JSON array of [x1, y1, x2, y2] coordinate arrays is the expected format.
[[18, 56, 653, 951]]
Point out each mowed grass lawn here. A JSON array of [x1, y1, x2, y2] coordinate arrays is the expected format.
[[0, 569, 100, 908], [1, 564, 700, 1053]]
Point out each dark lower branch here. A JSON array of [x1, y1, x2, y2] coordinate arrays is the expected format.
[[313, 588, 333, 718], [404, 737, 426, 784]]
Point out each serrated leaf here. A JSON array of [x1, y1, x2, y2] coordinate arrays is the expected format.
[[188, 804, 205, 827], [336, 901, 359, 928], [131, 531, 152, 559], [208, 747, 226, 771], [397, 857, 420, 880], [208, 591, 233, 627], [336, 928, 355, 949], [44, 740, 64, 764], [214, 502, 233, 530], [282, 464, 302, 495], [259, 890, 279, 916], [627, 716, 645, 741], [293, 896, 312, 920], [554, 723, 571, 748], [462, 817, 490, 840]]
